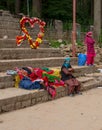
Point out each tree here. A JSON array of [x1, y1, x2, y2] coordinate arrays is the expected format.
[[42, 0, 72, 22], [77, 0, 93, 25], [0, 0, 95, 27], [32, 0, 42, 17], [15, 0, 21, 14]]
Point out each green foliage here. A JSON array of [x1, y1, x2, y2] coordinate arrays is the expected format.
[[42, 0, 73, 22], [42, 0, 93, 25], [0, 0, 15, 13], [76, 40, 84, 46], [63, 22, 72, 31], [50, 40, 84, 48], [49, 40, 67, 48], [0, 0, 94, 29], [77, 0, 94, 25]]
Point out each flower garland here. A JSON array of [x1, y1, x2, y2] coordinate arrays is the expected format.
[[16, 16, 46, 49]]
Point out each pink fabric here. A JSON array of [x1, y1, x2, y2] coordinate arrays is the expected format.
[[84, 32, 96, 65], [86, 31, 92, 36], [87, 54, 95, 65], [84, 36, 95, 54]]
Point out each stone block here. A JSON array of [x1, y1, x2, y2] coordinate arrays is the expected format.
[[17, 94, 31, 102], [36, 97, 42, 103], [15, 102, 22, 110], [21, 100, 31, 108], [41, 95, 49, 102], [2, 103, 15, 112], [31, 98, 36, 105]]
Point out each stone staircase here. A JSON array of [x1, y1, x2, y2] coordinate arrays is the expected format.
[[0, 45, 102, 114], [0, 39, 102, 114], [0, 11, 102, 113], [0, 65, 102, 114]]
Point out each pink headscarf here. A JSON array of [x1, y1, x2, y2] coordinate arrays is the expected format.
[[84, 31, 93, 44], [86, 31, 92, 37]]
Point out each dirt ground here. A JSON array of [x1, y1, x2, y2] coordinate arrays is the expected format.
[[0, 88, 102, 130]]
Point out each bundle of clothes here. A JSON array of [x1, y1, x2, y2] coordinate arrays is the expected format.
[[7, 67, 65, 98]]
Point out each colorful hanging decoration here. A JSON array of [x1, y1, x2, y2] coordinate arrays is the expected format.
[[16, 16, 46, 49]]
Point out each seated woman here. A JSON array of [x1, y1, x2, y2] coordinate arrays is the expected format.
[[60, 57, 82, 97]]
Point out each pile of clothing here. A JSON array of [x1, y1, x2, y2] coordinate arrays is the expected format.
[[7, 67, 65, 98]]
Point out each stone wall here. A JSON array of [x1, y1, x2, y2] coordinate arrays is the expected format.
[[0, 86, 68, 113], [0, 10, 83, 42], [0, 10, 20, 39], [0, 10, 63, 40]]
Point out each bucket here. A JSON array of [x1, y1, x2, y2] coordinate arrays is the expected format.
[[78, 53, 87, 66]]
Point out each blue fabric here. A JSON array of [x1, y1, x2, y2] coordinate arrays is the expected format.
[[19, 77, 41, 90], [62, 62, 71, 68], [65, 57, 71, 62], [63, 57, 71, 68], [78, 53, 87, 66]]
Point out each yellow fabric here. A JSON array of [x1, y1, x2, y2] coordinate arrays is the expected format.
[[50, 68, 61, 78], [42, 71, 47, 74], [14, 75, 20, 88]]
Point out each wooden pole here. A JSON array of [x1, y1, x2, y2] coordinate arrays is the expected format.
[[72, 0, 76, 57]]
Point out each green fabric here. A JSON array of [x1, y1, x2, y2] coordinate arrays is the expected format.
[[42, 73, 60, 82], [41, 67, 51, 72]]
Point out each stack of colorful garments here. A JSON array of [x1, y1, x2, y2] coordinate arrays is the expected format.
[[13, 67, 65, 90]]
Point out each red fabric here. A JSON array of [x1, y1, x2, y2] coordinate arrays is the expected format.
[[42, 76, 49, 87], [53, 80, 65, 87], [46, 86, 56, 98], [47, 70, 54, 74], [29, 72, 38, 81], [87, 53, 95, 65], [33, 68, 43, 78]]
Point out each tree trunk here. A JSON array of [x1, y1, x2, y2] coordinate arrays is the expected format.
[[15, 0, 21, 14], [32, 0, 42, 17], [94, 0, 101, 41]]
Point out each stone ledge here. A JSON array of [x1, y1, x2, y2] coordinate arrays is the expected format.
[[0, 57, 77, 72], [0, 86, 67, 113], [0, 48, 62, 59], [0, 79, 102, 114]]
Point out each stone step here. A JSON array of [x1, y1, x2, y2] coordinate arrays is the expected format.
[[0, 72, 14, 89], [49, 65, 98, 77], [0, 48, 62, 59], [0, 57, 78, 72], [81, 79, 102, 91], [85, 72, 102, 77], [77, 76, 94, 83], [73, 65, 98, 77], [0, 29, 20, 39], [0, 66, 98, 89], [0, 39, 49, 48], [0, 76, 102, 114]]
